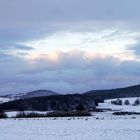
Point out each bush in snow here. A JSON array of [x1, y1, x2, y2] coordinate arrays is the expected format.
[[111, 98, 122, 105], [133, 99, 140, 106], [16, 112, 47, 118], [15, 111, 91, 118], [0, 111, 7, 118], [46, 111, 91, 117], [117, 99, 122, 105], [124, 100, 130, 105], [113, 111, 140, 115]]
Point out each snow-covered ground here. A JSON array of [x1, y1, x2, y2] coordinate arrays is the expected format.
[[1, 97, 140, 140], [5, 111, 51, 118], [98, 97, 140, 112], [1, 114, 140, 140]]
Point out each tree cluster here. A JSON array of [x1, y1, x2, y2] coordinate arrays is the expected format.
[[0, 94, 97, 112]]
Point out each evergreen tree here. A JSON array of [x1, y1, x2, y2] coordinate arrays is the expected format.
[[124, 99, 130, 105]]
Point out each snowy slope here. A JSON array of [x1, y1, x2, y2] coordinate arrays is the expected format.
[[1, 90, 60, 101], [1, 97, 140, 140], [98, 97, 140, 112], [0, 97, 11, 104]]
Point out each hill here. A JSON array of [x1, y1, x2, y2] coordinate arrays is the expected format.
[[0, 90, 60, 101], [1, 84, 140, 111], [84, 84, 140, 100], [21, 90, 59, 99]]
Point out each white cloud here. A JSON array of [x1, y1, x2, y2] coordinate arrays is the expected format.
[[21, 28, 140, 62]]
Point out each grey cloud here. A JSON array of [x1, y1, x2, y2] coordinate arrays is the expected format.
[[0, 0, 140, 60], [21, 51, 88, 73], [0, 43, 34, 51], [0, 51, 137, 95], [0, 52, 13, 61], [0, 27, 57, 56], [127, 43, 140, 57], [0, 0, 140, 28], [22, 51, 119, 74], [0, 51, 25, 61]]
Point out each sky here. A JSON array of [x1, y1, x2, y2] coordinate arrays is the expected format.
[[0, 0, 140, 95]]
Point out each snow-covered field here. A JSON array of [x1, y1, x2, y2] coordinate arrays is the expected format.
[[1, 113, 140, 140], [1, 97, 140, 140], [98, 97, 140, 112], [5, 111, 49, 118]]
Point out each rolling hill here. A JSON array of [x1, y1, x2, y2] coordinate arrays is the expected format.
[[84, 84, 140, 100], [21, 90, 60, 99], [1, 84, 140, 111]]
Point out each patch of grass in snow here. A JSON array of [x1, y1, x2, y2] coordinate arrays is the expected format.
[[113, 111, 140, 115], [46, 111, 91, 117]]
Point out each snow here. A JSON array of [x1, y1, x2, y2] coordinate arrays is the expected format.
[[0, 114, 140, 140], [5, 111, 50, 118], [107, 97, 140, 105], [1, 97, 140, 140], [0, 97, 10, 104], [0, 93, 26, 104], [98, 97, 140, 112]]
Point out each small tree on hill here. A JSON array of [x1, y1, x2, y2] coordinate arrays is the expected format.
[[117, 98, 122, 105], [0, 110, 7, 118], [133, 99, 140, 106], [124, 100, 130, 105], [111, 98, 122, 105]]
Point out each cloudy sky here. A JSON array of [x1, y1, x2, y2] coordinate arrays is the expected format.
[[0, 0, 140, 95]]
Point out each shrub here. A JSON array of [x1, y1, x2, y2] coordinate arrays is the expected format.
[[0, 111, 7, 118], [15, 111, 91, 118], [15, 112, 46, 118], [124, 100, 130, 105], [133, 99, 140, 106], [46, 111, 91, 117], [113, 111, 140, 115], [117, 98, 122, 105], [111, 98, 122, 105]]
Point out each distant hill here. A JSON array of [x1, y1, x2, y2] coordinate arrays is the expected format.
[[21, 90, 60, 99], [83, 84, 140, 100], [0, 90, 60, 103], [1, 84, 140, 111], [1, 90, 60, 100]]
